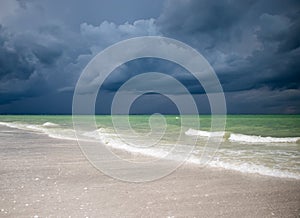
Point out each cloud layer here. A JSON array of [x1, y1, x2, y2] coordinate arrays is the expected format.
[[0, 0, 299, 114]]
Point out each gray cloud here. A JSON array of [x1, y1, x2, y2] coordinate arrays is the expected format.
[[0, 0, 299, 114], [226, 88, 300, 114], [157, 0, 300, 95], [0, 0, 161, 105]]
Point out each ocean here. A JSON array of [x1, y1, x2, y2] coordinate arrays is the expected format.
[[0, 115, 299, 179]]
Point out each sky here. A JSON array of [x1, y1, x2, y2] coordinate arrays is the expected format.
[[0, 0, 299, 114]]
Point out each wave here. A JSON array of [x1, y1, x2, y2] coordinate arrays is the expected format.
[[207, 159, 300, 180], [42, 122, 59, 127], [83, 128, 300, 180], [0, 121, 25, 129], [83, 129, 170, 158], [229, 133, 300, 143], [185, 128, 225, 137], [188, 155, 300, 179], [1, 121, 299, 179], [185, 128, 300, 143], [0, 121, 76, 141]]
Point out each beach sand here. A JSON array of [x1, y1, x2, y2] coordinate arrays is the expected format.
[[0, 125, 299, 217]]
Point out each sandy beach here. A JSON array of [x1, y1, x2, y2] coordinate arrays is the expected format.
[[0, 125, 299, 218]]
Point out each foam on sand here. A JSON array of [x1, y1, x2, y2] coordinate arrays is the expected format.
[[0, 121, 76, 141]]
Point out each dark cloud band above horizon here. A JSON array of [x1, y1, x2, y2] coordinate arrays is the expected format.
[[0, 0, 299, 114]]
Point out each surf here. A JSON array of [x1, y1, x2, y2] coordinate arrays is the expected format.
[[185, 128, 300, 144]]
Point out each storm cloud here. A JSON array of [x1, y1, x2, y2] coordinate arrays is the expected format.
[[158, 0, 300, 91], [0, 0, 299, 114]]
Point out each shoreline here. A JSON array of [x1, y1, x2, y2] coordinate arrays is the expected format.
[[0, 120, 299, 180], [0, 125, 299, 217]]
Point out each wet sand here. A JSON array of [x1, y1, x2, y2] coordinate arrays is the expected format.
[[0, 125, 299, 217]]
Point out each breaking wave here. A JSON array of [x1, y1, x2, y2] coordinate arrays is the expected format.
[[185, 128, 300, 143], [1, 122, 299, 179]]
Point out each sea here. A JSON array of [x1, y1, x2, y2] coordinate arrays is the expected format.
[[0, 115, 299, 179]]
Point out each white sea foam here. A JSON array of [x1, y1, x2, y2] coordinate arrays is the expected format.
[[0, 121, 76, 141], [207, 159, 300, 179], [0, 121, 25, 130], [83, 129, 170, 159], [187, 155, 300, 179], [229, 133, 300, 143], [185, 128, 225, 137], [42, 122, 59, 127], [185, 128, 300, 143]]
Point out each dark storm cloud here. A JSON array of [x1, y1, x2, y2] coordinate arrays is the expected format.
[[277, 16, 300, 53], [157, 0, 300, 93], [32, 44, 62, 65], [100, 58, 205, 95], [0, 0, 299, 114], [158, 0, 253, 35], [0, 25, 34, 81], [0, 0, 161, 105], [98, 0, 300, 98], [0, 22, 76, 104]]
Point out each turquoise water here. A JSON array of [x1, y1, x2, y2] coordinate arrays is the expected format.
[[0, 115, 299, 179]]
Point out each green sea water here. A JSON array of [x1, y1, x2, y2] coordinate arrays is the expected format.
[[1, 114, 299, 136], [0, 115, 299, 179]]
